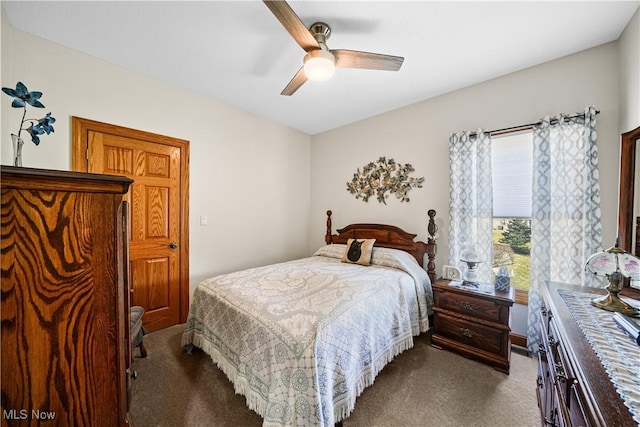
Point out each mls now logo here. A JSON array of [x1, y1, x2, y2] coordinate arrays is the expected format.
[[3, 409, 56, 421], [2, 409, 27, 420]]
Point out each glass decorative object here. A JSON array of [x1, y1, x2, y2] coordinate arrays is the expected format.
[[460, 245, 482, 287], [11, 134, 24, 167], [494, 266, 511, 292], [585, 242, 640, 317]]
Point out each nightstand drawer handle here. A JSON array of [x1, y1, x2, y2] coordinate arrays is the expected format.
[[460, 327, 476, 338], [459, 301, 478, 311]]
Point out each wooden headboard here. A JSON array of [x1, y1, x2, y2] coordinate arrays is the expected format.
[[325, 210, 438, 283]]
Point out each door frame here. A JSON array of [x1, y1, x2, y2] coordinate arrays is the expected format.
[[71, 116, 190, 324]]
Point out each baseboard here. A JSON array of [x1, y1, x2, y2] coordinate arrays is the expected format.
[[511, 332, 527, 349]]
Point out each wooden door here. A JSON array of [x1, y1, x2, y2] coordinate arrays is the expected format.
[[72, 117, 189, 332]]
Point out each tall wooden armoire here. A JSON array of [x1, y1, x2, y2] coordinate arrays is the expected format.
[[1, 166, 133, 426]]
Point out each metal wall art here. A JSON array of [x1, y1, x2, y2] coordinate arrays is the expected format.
[[346, 156, 424, 204]]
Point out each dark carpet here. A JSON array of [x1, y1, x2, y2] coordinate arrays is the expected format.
[[129, 324, 540, 427]]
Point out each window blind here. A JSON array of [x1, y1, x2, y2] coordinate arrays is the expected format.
[[492, 132, 533, 217]]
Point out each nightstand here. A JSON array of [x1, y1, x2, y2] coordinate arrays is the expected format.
[[431, 278, 514, 374]]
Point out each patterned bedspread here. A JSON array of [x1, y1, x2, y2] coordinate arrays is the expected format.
[[182, 245, 433, 426]]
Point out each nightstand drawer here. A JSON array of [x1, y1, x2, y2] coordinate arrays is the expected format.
[[431, 279, 513, 374], [434, 312, 505, 355], [436, 290, 503, 323]]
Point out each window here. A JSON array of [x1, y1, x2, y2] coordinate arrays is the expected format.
[[491, 131, 533, 304]]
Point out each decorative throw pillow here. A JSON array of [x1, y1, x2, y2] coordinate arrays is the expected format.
[[342, 238, 376, 266]]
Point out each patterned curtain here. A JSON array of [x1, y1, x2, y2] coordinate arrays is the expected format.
[[448, 130, 494, 282], [527, 106, 603, 353]]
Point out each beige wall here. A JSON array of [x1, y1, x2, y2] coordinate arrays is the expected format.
[[310, 42, 621, 271], [620, 7, 640, 133], [3, 7, 638, 320], [619, 8, 640, 229], [1, 9, 11, 149], [0, 17, 312, 294], [310, 41, 624, 336]]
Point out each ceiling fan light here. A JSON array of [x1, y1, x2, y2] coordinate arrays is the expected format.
[[303, 50, 335, 81]]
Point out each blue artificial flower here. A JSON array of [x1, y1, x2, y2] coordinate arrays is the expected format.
[[25, 113, 56, 145], [2, 81, 55, 145], [38, 112, 56, 134], [26, 126, 44, 145], [2, 81, 45, 109]]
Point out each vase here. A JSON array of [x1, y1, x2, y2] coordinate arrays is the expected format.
[[11, 134, 24, 167]]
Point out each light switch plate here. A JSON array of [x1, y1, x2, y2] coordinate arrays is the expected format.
[[442, 265, 462, 281]]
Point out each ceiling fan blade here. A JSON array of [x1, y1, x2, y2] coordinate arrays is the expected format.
[[332, 49, 404, 71], [263, 1, 320, 52], [281, 67, 308, 96]]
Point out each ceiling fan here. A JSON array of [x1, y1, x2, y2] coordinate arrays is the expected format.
[[263, 0, 404, 96]]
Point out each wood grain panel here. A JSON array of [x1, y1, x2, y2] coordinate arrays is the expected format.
[[134, 149, 146, 177], [9, 162, 131, 195], [147, 258, 170, 310], [434, 312, 504, 355], [437, 291, 503, 323], [103, 145, 134, 175], [145, 186, 169, 238], [1, 166, 132, 426], [131, 182, 146, 241], [146, 152, 169, 177], [130, 258, 170, 311]]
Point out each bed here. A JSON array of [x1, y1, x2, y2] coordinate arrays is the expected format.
[[182, 210, 438, 426]]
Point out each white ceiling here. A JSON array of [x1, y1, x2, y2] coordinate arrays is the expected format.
[[3, 1, 639, 135]]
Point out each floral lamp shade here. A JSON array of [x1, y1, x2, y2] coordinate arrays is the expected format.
[[585, 244, 640, 317], [586, 250, 640, 278]]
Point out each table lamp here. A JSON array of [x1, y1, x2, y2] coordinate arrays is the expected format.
[[460, 245, 482, 287], [585, 242, 640, 317]]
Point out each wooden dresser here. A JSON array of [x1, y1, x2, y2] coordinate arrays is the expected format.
[[431, 279, 514, 374], [1, 166, 133, 426], [635, 216, 640, 256], [537, 281, 637, 427]]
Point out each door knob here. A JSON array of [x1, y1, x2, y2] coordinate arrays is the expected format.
[[169, 242, 178, 249]]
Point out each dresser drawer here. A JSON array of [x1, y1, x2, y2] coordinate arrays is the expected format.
[[434, 312, 506, 355], [548, 319, 591, 427], [436, 289, 504, 323]]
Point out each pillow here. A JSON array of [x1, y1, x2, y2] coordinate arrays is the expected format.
[[313, 244, 347, 260], [342, 238, 376, 266]]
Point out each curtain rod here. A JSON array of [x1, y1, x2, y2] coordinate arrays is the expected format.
[[470, 110, 600, 137]]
